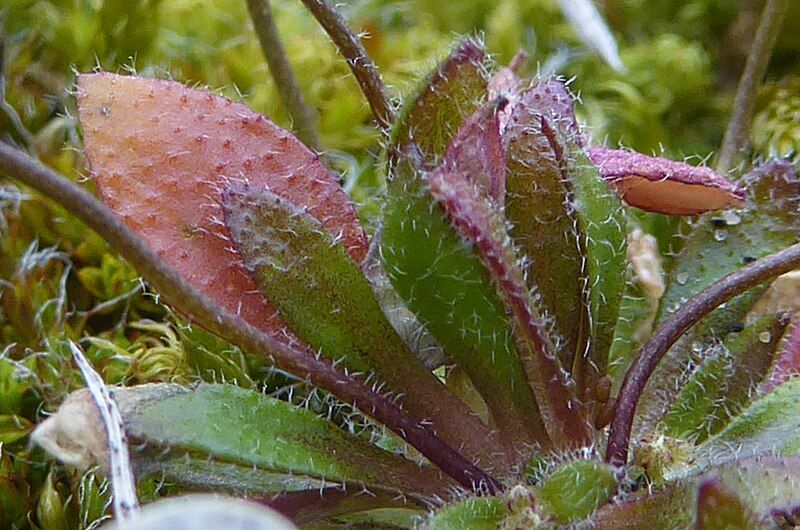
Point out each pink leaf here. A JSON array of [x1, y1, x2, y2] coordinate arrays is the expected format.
[[77, 73, 367, 339], [588, 147, 746, 215], [440, 104, 506, 204]]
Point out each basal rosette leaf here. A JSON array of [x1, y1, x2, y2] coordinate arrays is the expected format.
[[382, 150, 545, 459], [221, 184, 504, 471], [424, 497, 506, 530], [696, 376, 800, 465], [588, 147, 745, 215], [503, 81, 588, 375], [504, 80, 628, 407], [389, 38, 488, 162], [761, 312, 800, 393], [662, 313, 790, 444], [76, 72, 367, 342], [382, 41, 546, 459], [695, 480, 757, 530], [33, 384, 447, 508], [635, 160, 800, 435], [536, 459, 617, 524], [428, 158, 588, 448]]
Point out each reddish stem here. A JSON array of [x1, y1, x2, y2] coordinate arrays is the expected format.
[[606, 242, 800, 465], [297, 0, 394, 131]]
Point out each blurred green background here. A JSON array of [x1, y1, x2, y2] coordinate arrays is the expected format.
[[0, 0, 798, 527]]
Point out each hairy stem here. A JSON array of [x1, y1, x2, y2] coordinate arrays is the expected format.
[[606, 242, 800, 466], [297, 0, 393, 131], [0, 141, 500, 493], [716, 0, 789, 174], [246, 0, 320, 150]]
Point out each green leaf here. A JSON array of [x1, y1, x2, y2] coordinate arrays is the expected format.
[[174, 319, 255, 387], [382, 152, 545, 455], [563, 143, 628, 402], [390, 39, 488, 162], [504, 81, 588, 376], [428, 152, 588, 447], [505, 81, 628, 405], [221, 185, 504, 473], [662, 314, 790, 443], [125, 384, 448, 499], [382, 42, 545, 457], [637, 160, 800, 433], [425, 497, 507, 530], [537, 460, 617, 524], [697, 376, 800, 464]]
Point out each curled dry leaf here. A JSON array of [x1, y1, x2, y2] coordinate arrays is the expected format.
[[588, 147, 746, 215], [76, 73, 367, 339]]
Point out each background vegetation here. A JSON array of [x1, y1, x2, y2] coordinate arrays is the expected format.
[[0, 0, 798, 527]]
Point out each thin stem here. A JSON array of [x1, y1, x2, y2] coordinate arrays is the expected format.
[[246, 0, 320, 150], [716, 0, 789, 174], [606, 242, 800, 466], [0, 141, 500, 494], [297, 0, 394, 131]]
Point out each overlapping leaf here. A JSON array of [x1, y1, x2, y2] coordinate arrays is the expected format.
[[221, 184, 504, 470], [662, 313, 791, 443], [77, 73, 367, 342], [381, 41, 547, 456], [588, 456, 800, 529], [635, 160, 800, 434]]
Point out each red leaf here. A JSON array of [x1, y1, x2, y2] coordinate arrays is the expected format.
[[440, 104, 506, 203], [588, 147, 746, 215], [77, 73, 367, 337]]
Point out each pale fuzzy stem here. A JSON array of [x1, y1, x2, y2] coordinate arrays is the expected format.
[[246, 0, 320, 150], [717, 0, 789, 174], [297, 0, 394, 131], [68, 341, 139, 521]]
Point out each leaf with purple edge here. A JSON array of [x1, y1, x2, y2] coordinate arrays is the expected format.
[[587, 147, 746, 215], [760, 312, 800, 393], [503, 80, 589, 377], [427, 162, 590, 448], [635, 160, 800, 437], [382, 150, 546, 462], [382, 40, 548, 464], [76, 72, 367, 343], [220, 184, 504, 471], [389, 38, 489, 163]]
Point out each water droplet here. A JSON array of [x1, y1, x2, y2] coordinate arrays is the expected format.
[[676, 272, 689, 285], [713, 229, 728, 242], [759, 331, 772, 344], [722, 210, 741, 226]]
